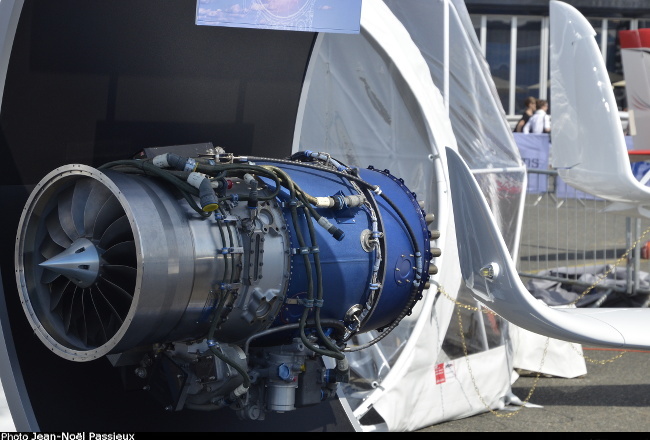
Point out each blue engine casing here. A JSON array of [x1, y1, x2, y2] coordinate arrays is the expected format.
[[260, 161, 432, 333]]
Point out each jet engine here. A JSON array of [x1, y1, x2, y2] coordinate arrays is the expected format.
[[14, 144, 437, 420]]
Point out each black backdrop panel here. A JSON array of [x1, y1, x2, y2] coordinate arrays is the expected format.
[[0, 0, 315, 186]]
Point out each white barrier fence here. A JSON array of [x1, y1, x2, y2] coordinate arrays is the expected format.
[[514, 133, 650, 307]]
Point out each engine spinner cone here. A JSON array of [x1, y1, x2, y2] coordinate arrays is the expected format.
[[39, 237, 100, 288]]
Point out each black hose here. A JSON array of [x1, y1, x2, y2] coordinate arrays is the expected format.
[[196, 163, 283, 200], [99, 159, 211, 217], [301, 203, 345, 358], [207, 293, 251, 389], [243, 319, 348, 356], [271, 166, 343, 359]]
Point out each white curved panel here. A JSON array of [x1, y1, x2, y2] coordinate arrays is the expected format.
[[550, 0, 650, 210]]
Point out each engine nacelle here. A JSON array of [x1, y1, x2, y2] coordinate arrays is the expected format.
[[15, 145, 437, 419]]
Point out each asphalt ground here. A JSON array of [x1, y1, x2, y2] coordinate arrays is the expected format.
[[416, 346, 650, 432]]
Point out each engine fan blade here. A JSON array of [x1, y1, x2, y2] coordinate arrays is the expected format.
[[102, 241, 136, 268], [71, 178, 94, 237], [40, 234, 64, 261], [63, 287, 81, 336], [92, 196, 123, 241], [96, 276, 133, 317], [50, 277, 73, 313], [99, 216, 133, 251], [40, 269, 60, 285], [46, 210, 73, 248], [82, 289, 107, 346], [83, 183, 113, 238], [102, 265, 137, 293], [58, 185, 79, 242], [94, 287, 125, 329]]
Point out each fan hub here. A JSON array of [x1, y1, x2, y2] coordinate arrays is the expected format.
[[39, 238, 100, 288]]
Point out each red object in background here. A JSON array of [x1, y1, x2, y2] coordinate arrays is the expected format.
[[642, 241, 650, 259]]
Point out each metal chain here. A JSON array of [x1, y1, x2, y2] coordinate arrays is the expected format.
[[439, 285, 496, 315], [570, 343, 627, 364], [559, 225, 650, 362], [566, 225, 650, 306], [451, 295, 549, 418]]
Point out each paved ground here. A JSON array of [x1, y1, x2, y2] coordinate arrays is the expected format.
[[416, 345, 650, 432]]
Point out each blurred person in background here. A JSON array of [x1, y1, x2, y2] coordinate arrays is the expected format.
[[514, 96, 537, 132], [523, 99, 551, 134]]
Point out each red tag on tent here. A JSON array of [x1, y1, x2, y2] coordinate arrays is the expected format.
[[435, 363, 446, 384]]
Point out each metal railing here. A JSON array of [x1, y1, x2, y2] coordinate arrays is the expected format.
[[516, 169, 650, 307]]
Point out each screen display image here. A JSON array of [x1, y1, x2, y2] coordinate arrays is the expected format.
[[196, 0, 361, 33]]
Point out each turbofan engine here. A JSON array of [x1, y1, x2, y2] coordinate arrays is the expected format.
[[15, 144, 438, 420]]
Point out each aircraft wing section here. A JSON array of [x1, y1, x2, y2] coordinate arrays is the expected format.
[[549, 0, 650, 212], [447, 146, 650, 350]]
